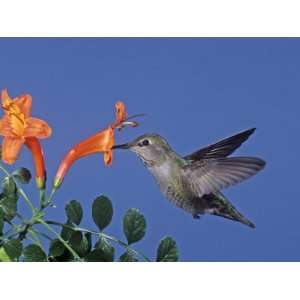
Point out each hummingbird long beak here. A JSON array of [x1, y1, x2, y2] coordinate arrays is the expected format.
[[112, 143, 131, 150]]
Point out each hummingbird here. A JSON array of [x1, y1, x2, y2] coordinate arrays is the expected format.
[[113, 128, 266, 228]]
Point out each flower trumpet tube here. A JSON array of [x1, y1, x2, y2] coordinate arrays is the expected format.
[[53, 127, 114, 189], [25, 137, 47, 189], [0, 89, 52, 189], [53, 101, 139, 190]]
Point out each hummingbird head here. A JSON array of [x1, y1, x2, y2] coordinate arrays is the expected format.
[[112, 134, 172, 166]]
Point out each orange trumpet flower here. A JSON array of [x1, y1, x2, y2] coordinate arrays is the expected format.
[[0, 89, 52, 189], [53, 101, 137, 189]]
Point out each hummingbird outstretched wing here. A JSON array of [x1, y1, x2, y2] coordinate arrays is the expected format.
[[184, 128, 256, 161], [183, 156, 265, 197]]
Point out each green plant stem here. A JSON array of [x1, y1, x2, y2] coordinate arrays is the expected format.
[[47, 188, 56, 206], [48, 188, 56, 203], [38, 218, 82, 261], [18, 187, 36, 213], [0, 164, 12, 178], [41, 187, 57, 210], [0, 163, 151, 262], [46, 220, 150, 262], [100, 231, 150, 262], [39, 189, 46, 209], [0, 164, 59, 243]]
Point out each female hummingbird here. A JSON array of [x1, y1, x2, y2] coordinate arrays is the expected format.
[[113, 128, 265, 228]]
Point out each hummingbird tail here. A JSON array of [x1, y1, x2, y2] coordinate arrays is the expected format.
[[205, 192, 256, 229]]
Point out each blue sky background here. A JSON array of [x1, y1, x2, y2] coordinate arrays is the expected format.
[[0, 38, 299, 261]]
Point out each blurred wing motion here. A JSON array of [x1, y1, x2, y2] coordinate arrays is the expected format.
[[184, 128, 256, 161], [184, 156, 266, 197]]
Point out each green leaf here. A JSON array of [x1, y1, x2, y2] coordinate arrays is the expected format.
[[156, 237, 179, 262], [3, 239, 23, 261], [12, 168, 32, 184], [119, 251, 138, 262], [49, 239, 65, 257], [85, 248, 112, 262], [0, 247, 11, 262], [65, 200, 83, 225], [50, 248, 73, 262], [0, 177, 18, 221], [0, 193, 17, 221], [23, 244, 47, 262], [92, 196, 113, 231], [123, 208, 146, 245], [69, 231, 82, 247], [77, 232, 92, 257], [95, 237, 114, 261], [0, 208, 4, 235], [68, 231, 91, 257], [60, 221, 75, 241], [2, 176, 17, 195]]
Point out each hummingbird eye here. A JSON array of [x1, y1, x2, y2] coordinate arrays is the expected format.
[[138, 139, 150, 147]]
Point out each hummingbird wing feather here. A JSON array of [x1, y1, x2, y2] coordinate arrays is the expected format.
[[184, 128, 256, 161], [184, 157, 265, 197]]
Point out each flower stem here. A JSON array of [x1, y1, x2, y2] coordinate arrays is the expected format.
[[41, 187, 57, 209], [96, 230, 150, 262], [39, 189, 46, 209], [38, 218, 81, 261], [18, 187, 36, 213], [0, 164, 11, 177]]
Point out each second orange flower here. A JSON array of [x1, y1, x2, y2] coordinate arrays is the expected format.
[[53, 101, 138, 189]]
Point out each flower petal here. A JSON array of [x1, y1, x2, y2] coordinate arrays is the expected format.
[[115, 101, 127, 122], [15, 94, 32, 117], [104, 150, 113, 166], [72, 127, 114, 157], [2, 136, 24, 164], [1, 89, 12, 107], [24, 117, 52, 138], [111, 101, 128, 129], [0, 115, 13, 136]]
